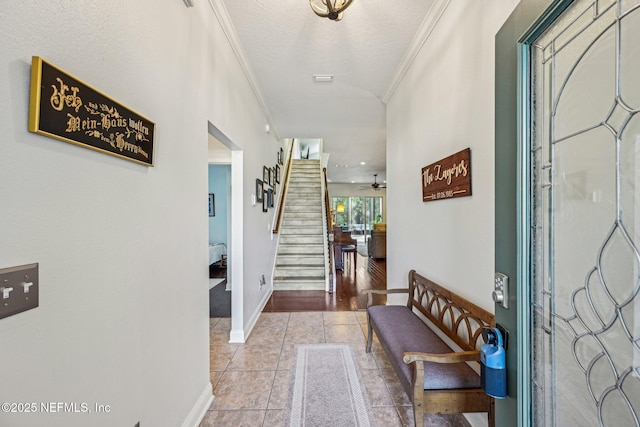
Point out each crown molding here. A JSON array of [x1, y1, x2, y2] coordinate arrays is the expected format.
[[206, 0, 281, 141], [382, 0, 452, 104]]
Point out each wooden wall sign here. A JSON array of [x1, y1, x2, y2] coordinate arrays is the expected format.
[[421, 148, 472, 202], [28, 57, 155, 166]]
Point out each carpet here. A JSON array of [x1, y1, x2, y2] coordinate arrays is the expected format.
[[286, 344, 375, 427], [209, 281, 230, 318]]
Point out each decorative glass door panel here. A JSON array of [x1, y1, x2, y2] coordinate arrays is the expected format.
[[530, 0, 640, 425]]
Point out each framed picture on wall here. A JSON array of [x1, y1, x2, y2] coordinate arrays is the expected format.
[[268, 188, 274, 208], [276, 164, 281, 183], [271, 167, 276, 185], [208, 193, 215, 217], [277, 150, 282, 165], [262, 190, 268, 212], [263, 166, 269, 184], [256, 179, 264, 202], [279, 148, 284, 165]]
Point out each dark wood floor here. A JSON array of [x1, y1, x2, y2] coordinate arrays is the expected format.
[[262, 253, 386, 312]]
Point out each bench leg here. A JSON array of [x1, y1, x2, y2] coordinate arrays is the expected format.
[[413, 402, 424, 427], [366, 312, 373, 353], [412, 363, 425, 427]]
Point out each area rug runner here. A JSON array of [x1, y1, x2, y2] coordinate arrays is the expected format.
[[286, 344, 375, 427]]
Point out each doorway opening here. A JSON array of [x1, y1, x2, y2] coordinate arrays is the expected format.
[[208, 122, 245, 343]]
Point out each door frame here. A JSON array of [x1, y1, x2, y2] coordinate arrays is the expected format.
[[495, 0, 572, 425], [208, 121, 245, 342]]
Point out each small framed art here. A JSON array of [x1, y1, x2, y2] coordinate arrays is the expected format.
[[268, 188, 274, 208], [256, 179, 264, 202], [208, 193, 215, 217], [263, 166, 269, 184], [262, 190, 268, 212]]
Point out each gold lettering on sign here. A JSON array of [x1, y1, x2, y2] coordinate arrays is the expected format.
[[421, 148, 472, 202], [50, 77, 83, 112]]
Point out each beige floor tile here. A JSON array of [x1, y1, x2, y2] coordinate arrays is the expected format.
[[283, 327, 326, 345], [324, 324, 366, 343], [277, 343, 296, 371], [361, 369, 395, 407], [212, 370, 275, 410], [323, 311, 359, 325], [264, 409, 285, 426], [370, 406, 404, 427], [267, 369, 291, 410], [245, 327, 286, 347], [227, 343, 282, 371], [210, 371, 224, 389], [199, 409, 265, 427], [288, 311, 324, 327], [355, 310, 368, 324], [385, 381, 412, 407], [254, 312, 290, 329], [211, 317, 231, 330], [210, 329, 231, 346], [351, 346, 379, 371], [372, 349, 393, 370], [209, 344, 239, 372]]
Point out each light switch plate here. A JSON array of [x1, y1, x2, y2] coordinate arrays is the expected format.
[[0, 263, 39, 319]]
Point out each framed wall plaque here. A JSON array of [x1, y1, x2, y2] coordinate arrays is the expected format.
[[28, 57, 155, 166], [421, 148, 472, 202]]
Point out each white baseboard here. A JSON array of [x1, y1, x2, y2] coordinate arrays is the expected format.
[[229, 287, 273, 343], [180, 382, 213, 427]]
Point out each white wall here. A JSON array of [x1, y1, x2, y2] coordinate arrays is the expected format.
[[386, 0, 519, 310], [0, 1, 280, 426]]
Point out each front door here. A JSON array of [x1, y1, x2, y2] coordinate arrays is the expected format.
[[526, 0, 640, 425], [497, 0, 640, 425]]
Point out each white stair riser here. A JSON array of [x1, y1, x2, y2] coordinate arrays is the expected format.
[[278, 245, 324, 255], [281, 228, 324, 235], [273, 281, 325, 291], [277, 256, 324, 265], [279, 236, 324, 244], [274, 268, 325, 278]]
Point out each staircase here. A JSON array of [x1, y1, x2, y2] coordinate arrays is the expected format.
[[273, 159, 327, 290]]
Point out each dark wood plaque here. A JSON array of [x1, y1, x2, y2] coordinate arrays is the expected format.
[[28, 57, 155, 166], [421, 148, 472, 202]]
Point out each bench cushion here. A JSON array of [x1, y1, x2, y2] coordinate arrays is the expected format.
[[368, 305, 480, 398]]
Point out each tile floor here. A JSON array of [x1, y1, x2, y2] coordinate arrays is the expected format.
[[200, 311, 473, 427]]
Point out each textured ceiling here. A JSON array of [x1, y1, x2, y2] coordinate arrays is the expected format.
[[221, 0, 436, 184]]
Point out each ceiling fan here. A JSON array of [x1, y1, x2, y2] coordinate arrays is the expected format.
[[362, 174, 386, 191]]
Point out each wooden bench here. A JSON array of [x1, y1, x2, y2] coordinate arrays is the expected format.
[[364, 270, 495, 427]]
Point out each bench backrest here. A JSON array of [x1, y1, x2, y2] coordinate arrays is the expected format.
[[407, 270, 494, 351]]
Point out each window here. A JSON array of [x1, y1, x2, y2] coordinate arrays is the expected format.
[[331, 196, 383, 236]]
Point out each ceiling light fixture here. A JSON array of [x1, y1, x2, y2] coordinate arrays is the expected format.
[[309, 0, 354, 21]]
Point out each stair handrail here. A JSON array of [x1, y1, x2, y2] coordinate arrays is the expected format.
[[323, 167, 334, 291], [273, 140, 296, 234]]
